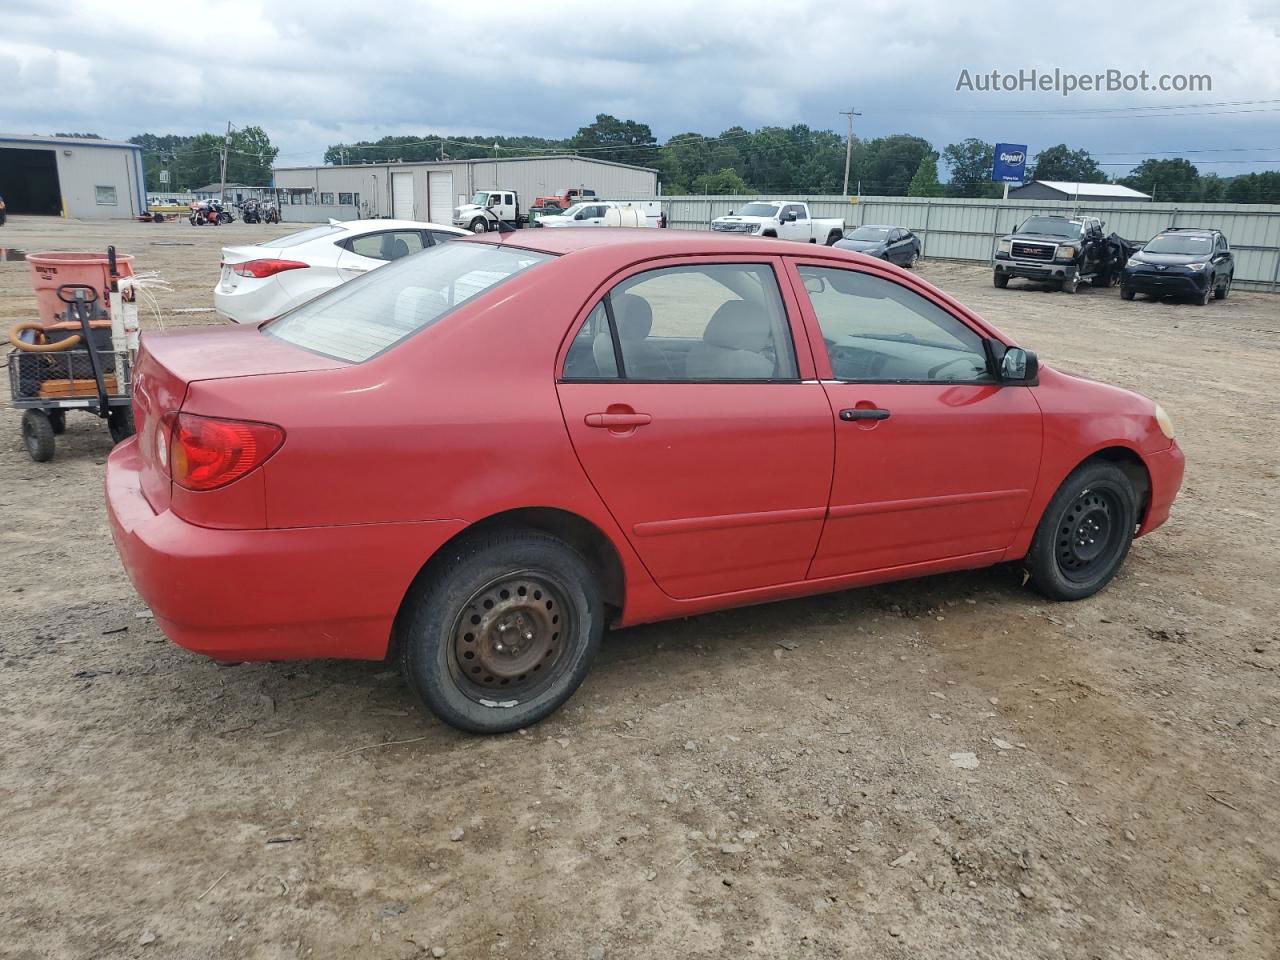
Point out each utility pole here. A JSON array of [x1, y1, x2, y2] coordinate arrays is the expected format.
[[839, 107, 861, 197], [219, 121, 232, 203]]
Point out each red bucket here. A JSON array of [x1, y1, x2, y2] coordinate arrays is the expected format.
[[27, 251, 134, 326]]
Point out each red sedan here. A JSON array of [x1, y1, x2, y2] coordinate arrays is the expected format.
[[106, 230, 1184, 733]]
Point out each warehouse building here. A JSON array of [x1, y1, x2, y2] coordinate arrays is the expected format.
[[1009, 181, 1152, 203], [0, 134, 147, 218], [272, 155, 659, 223]]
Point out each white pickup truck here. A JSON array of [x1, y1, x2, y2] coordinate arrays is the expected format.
[[711, 201, 844, 245]]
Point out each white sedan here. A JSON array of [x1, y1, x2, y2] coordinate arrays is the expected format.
[[214, 219, 466, 324]]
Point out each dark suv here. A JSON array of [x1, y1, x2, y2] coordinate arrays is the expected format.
[[1121, 227, 1234, 305]]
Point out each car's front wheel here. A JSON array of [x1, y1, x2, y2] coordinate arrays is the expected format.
[[1025, 460, 1138, 601], [470, 219, 489, 234], [1120, 285, 1135, 301], [399, 529, 604, 733], [993, 271, 1009, 288], [1215, 274, 1232, 300]]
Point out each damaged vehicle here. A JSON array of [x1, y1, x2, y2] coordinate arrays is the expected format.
[[993, 215, 1135, 294]]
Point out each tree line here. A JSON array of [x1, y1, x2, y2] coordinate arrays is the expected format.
[[64, 117, 1280, 203]]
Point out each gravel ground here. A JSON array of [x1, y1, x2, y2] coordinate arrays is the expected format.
[[1, 216, 1277, 960]]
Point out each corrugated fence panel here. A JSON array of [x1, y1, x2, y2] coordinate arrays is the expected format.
[[645, 195, 1280, 290]]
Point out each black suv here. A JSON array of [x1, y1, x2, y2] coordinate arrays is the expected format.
[[1121, 227, 1234, 305], [993, 215, 1127, 294]]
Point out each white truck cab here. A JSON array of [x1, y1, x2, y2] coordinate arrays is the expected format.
[[711, 201, 844, 245], [453, 190, 521, 233]]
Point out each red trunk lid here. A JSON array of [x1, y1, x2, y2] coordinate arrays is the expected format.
[[131, 325, 343, 515]]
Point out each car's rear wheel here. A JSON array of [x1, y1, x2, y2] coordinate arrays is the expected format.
[[399, 529, 604, 733], [993, 271, 1009, 288], [1025, 460, 1138, 601]]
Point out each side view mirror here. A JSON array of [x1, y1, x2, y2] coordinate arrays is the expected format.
[[575, 212, 587, 220], [1000, 345, 1039, 382], [783, 212, 798, 222], [728, 210, 735, 216]]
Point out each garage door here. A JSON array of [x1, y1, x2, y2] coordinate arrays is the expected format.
[[391, 172, 414, 220], [428, 172, 453, 225]]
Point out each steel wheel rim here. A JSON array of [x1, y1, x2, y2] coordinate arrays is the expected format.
[[448, 571, 574, 703], [1056, 487, 1124, 582]]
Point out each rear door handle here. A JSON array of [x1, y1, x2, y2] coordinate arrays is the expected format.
[[585, 412, 652, 428], [840, 408, 890, 422]]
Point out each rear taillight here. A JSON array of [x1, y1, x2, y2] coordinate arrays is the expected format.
[[231, 259, 308, 279], [164, 413, 284, 491]]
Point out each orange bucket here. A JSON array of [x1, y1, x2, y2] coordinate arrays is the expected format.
[[27, 251, 134, 326]]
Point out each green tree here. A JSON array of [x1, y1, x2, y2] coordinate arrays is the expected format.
[[569, 114, 658, 167], [859, 135, 933, 196], [691, 167, 750, 194], [1028, 144, 1106, 183], [1119, 158, 1199, 202], [941, 139, 1001, 198], [907, 153, 944, 197]]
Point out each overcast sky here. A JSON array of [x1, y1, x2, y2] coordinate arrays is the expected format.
[[4, 0, 1279, 177]]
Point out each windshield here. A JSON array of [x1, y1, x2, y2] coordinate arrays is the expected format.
[[737, 202, 780, 217], [844, 227, 890, 241], [266, 242, 553, 362], [1142, 233, 1214, 255], [1017, 217, 1082, 238], [267, 225, 345, 248], [560, 203, 591, 217], [470, 192, 491, 206]]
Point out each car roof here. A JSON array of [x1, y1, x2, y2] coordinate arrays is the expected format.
[[342, 218, 463, 235], [468, 228, 817, 258]]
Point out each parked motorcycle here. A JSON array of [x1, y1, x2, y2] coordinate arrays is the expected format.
[[261, 202, 281, 224], [189, 200, 234, 226], [241, 199, 262, 224]]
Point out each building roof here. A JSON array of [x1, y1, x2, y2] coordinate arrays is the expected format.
[[1028, 181, 1152, 199], [192, 183, 268, 193], [273, 154, 658, 174], [0, 133, 141, 150]]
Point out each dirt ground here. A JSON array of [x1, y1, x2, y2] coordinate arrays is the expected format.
[[1, 216, 1278, 960]]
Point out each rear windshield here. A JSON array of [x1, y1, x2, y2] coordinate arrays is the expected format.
[[265, 242, 552, 362], [269, 225, 346, 248]]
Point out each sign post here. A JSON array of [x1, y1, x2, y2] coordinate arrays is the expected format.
[[992, 143, 1028, 195]]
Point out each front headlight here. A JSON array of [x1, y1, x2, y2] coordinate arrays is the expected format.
[[1154, 403, 1175, 440], [1055, 244, 1078, 260], [997, 239, 1011, 254], [1126, 256, 1142, 268], [1186, 262, 1206, 271]]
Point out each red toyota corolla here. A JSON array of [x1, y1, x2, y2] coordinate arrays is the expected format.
[[106, 230, 1184, 733]]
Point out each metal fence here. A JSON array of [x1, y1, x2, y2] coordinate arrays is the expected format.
[[646, 195, 1280, 291]]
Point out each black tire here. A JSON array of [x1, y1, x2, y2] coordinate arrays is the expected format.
[[1196, 282, 1213, 306], [1215, 274, 1231, 300], [22, 410, 55, 462], [470, 219, 489, 234], [1061, 276, 1079, 295], [826, 230, 841, 246], [47, 409, 67, 434], [1120, 285, 1135, 301], [1025, 460, 1138, 601], [993, 271, 1009, 289], [108, 406, 136, 444], [399, 529, 604, 734]]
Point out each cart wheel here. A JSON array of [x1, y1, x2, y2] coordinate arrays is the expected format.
[[48, 410, 66, 435], [108, 407, 136, 444], [22, 410, 56, 462]]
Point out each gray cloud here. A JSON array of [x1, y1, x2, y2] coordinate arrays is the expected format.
[[5, 0, 1279, 174]]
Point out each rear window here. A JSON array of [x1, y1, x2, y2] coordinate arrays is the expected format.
[[264, 242, 552, 362], [269, 225, 346, 248]]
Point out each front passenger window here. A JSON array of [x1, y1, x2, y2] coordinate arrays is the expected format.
[[798, 266, 991, 383]]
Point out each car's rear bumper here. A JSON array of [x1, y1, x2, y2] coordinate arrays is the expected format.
[[1138, 440, 1185, 536], [105, 439, 465, 661]]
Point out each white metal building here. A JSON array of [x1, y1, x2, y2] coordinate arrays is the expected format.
[[0, 134, 147, 218], [271, 155, 659, 223], [1009, 181, 1152, 203]]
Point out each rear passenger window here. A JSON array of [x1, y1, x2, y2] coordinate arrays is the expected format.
[[560, 264, 798, 382], [348, 231, 424, 261]]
